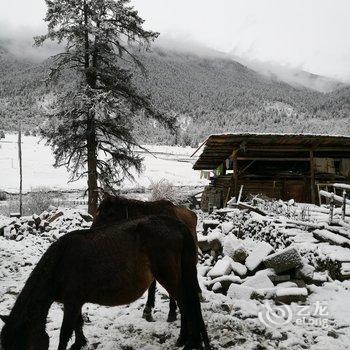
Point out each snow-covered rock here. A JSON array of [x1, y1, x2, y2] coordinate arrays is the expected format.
[[276, 281, 299, 288], [221, 221, 234, 234], [263, 246, 302, 273], [296, 263, 315, 281], [212, 282, 222, 293], [231, 261, 248, 277], [275, 287, 308, 303], [207, 256, 233, 278], [227, 284, 254, 300], [341, 263, 350, 278], [222, 236, 248, 263], [242, 273, 274, 289], [245, 242, 274, 271], [203, 219, 220, 233]]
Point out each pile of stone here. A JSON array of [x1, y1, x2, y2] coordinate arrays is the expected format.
[[199, 235, 316, 304], [0, 206, 93, 241], [196, 205, 350, 303], [200, 202, 350, 280]]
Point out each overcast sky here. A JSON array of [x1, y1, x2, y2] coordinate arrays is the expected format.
[[0, 0, 349, 81]]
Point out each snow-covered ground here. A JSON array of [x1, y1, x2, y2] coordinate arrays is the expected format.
[[1, 134, 350, 349], [0, 134, 207, 192], [1, 206, 350, 349]]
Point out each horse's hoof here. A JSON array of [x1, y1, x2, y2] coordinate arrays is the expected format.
[[142, 310, 155, 322], [70, 339, 87, 350], [176, 336, 186, 347], [182, 343, 204, 350], [167, 313, 177, 322], [199, 294, 206, 303]]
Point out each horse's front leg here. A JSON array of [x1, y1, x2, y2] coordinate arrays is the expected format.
[[142, 280, 156, 322], [167, 297, 177, 322], [70, 310, 87, 350], [57, 303, 81, 350]]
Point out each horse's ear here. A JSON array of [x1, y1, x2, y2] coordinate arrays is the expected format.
[[0, 314, 9, 323]]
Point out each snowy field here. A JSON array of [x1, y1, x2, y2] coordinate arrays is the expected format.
[[0, 134, 207, 193]]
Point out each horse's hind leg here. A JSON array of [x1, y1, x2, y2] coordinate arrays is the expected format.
[[167, 297, 177, 322], [175, 311, 188, 347], [70, 311, 87, 350], [142, 280, 156, 322], [57, 303, 81, 350]]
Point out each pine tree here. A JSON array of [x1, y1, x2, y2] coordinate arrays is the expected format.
[[35, 0, 174, 215]]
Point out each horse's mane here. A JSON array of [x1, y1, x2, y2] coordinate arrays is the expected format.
[[92, 195, 175, 227]]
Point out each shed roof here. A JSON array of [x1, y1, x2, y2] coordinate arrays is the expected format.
[[192, 133, 350, 170]]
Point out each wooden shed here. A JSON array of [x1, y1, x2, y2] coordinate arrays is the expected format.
[[192, 133, 350, 209]]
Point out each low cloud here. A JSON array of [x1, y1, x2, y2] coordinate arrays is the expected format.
[[0, 22, 60, 62], [230, 53, 346, 92]]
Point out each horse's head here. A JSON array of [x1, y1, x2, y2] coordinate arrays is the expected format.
[[0, 315, 49, 350]]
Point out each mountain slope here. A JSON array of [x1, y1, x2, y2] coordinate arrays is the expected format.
[[0, 44, 349, 145], [133, 48, 349, 145]]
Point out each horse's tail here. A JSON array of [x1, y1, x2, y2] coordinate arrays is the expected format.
[[180, 227, 210, 349]]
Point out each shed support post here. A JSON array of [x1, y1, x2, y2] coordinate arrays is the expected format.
[[233, 151, 238, 201], [310, 150, 316, 204]]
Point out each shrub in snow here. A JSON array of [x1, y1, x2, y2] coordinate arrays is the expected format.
[[23, 187, 59, 215], [149, 179, 181, 204]]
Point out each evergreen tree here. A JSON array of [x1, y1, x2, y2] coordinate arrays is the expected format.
[[35, 0, 174, 215]]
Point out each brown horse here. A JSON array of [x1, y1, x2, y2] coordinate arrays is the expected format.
[[92, 194, 199, 322], [0, 215, 210, 350]]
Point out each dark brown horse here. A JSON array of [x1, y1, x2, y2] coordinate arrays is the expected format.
[[0, 215, 210, 350], [92, 194, 199, 322]]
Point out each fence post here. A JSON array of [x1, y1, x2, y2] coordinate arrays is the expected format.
[[18, 123, 23, 217], [342, 190, 347, 220], [329, 193, 334, 224]]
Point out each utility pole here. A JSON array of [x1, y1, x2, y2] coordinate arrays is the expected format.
[[18, 123, 23, 216]]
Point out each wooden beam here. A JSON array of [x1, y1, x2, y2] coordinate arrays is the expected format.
[[334, 183, 350, 190], [319, 190, 350, 205], [237, 157, 310, 161], [233, 152, 238, 200], [310, 150, 316, 204], [190, 138, 208, 157]]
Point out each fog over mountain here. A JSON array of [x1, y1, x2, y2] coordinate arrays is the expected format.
[[0, 32, 349, 146], [0, 27, 347, 92]]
